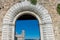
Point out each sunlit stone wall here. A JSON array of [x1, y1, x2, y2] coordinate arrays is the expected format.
[[0, 0, 60, 40]]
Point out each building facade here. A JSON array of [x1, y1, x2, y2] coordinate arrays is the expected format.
[[0, 0, 60, 40]]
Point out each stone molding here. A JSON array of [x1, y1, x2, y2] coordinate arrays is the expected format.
[[2, 0, 55, 40]]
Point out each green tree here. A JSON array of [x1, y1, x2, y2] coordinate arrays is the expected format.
[[30, 0, 37, 5], [57, 4, 60, 15]]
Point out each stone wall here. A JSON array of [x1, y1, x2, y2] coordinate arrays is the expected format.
[[0, 0, 60, 40]]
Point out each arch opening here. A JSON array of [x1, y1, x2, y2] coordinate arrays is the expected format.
[[15, 13, 41, 40], [17, 13, 37, 20]]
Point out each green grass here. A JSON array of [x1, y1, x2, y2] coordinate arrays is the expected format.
[[30, 0, 37, 5], [57, 4, 60, 15]]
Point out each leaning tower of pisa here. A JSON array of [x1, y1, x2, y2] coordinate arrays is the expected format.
[[16, 30, 25, 40]]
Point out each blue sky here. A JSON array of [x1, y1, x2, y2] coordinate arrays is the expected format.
[[15, 20, 40, 39]]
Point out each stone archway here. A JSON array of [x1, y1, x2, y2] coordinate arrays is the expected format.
[[15, 11, 41, 40], [2, 0, 55, 40]]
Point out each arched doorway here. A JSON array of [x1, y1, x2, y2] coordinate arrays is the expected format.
[[2, 0, 55, 40], [15, 13, 40, 40]]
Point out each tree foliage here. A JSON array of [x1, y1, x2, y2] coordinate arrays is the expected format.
[[57, 4, 60, 15], [30, 0, 37, 5]]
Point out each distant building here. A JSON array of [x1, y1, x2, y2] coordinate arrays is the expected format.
[[16, 30, 25, 40]]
